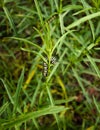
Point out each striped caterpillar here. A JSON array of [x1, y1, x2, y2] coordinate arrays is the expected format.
[[46, 13, 57, 24], [43, 56, 56, 77]]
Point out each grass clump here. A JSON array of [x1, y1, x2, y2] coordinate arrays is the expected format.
[[0, 0, 100, 130]]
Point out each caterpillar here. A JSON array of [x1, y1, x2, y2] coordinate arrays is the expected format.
[[47, 13, 57, 24], [43, 62, 48, 77], [50, 56, 56, 64], [43, 56, 56, 77]]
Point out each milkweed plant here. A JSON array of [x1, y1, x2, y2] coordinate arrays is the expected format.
[[0, 0, 100, 130]]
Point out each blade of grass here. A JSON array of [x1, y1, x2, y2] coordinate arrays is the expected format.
[[3, 6, 17, 35], [11, 37, 46, 54], [73, 7, 92, 16], [34, 0, 44, 26], [33, 27, 46, 46], [1, 106, 67, 129], [0, 79, 14, 105], [54, 0, 59, 10], [55, 97, 76, 105], [56, 76, 67, 100], [13, 68, 24, 114], [21, 48, 47, 63], [0, 102, 9, 116], [62, 5, 83, 12], [17, 6, 37, 15], [0, 79, 22, 114], [46, 84, 62, 130], [72, 67, 92, 108], [59, 13, 65, 34], [51, 30, 75, 55], [17, 12, 32, 28], [93, 96, 100, 114], [87, 54, 100, 78], [65, 11, 100, 30], [31, 79, 41, 107], [81, 0, 95, 40], [32, 118, 40, 130]]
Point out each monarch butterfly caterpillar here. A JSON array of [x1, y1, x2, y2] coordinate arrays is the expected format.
[[43, 62, 48, 77], [46, 13, 58, 24], [43, 56, 56, 77], [50, 56, 56, 64]]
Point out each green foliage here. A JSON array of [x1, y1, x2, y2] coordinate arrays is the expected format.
[[0, 0, 100, 129]]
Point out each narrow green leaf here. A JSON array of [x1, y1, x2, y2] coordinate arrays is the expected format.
[[46, 85, 61, 130], [73, 7, 92, 16], [34, 0, 44, 26], [21, 48, 47, 63], [65, 12, 100, 30], [13, 68, 24, 113], [63, 5, 83, 12], [55, 97, 76, 105], [54, 0, 59, 10], [31, 80, 41, 107], [81, 0, 95, 40], [87, 54, 100, 78], [3, 6, 17, 35], [11, 37, 46, 54], [93, 96, 100, 114], [59, 13, 64, 34], [0, 102, 9, 116], [0, 79, 21, 114], [0, 79, 14, 105], [51, 30, 75, 55], [1, 106, 68, 129], [33, 27, 47, 49]]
